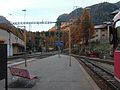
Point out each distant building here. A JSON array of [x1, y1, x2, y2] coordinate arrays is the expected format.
[[91, 24, 111, 44]]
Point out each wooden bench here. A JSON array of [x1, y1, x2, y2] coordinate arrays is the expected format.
[[9, 67, 38, 80]]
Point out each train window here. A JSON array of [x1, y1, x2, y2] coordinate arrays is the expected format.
[[116, 21, 120, 50], [115, 20, 120, 28]]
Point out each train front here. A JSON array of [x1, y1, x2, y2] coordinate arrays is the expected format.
[[113, 11, 120, 82]]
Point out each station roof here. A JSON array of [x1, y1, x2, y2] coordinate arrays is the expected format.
[[0, 16, 24, 41]]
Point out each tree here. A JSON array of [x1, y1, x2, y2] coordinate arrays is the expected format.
[[56, 31, 62, 39], [35, 32, 41, 51], [79, 8, 94, 46], [45, 31, 49, 37], [70, 19, 82, 45], [50, 31, 55, 37]]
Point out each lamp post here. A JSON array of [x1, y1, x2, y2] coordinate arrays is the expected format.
[[22, 9, 26, 23], [69, 24, 71, 66], [22, 9, 27, 67], [56, 19, 61, 58]]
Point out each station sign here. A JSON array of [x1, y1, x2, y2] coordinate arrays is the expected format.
[[55, 41, 64, 46]]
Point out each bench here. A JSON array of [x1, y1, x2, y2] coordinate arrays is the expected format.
[[9, 67, 38, 80]]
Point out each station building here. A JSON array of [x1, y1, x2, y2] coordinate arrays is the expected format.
[[0, 16, 25, 56]]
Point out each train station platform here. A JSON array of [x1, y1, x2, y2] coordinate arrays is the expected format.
[[1, 54, 100, 90]]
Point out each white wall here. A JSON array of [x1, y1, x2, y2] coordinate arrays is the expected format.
[[0, 29, 9, 44], [0, 29, 25, 56]]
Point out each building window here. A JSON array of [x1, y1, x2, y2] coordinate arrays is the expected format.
[[96, 29, 98, 32], [102, 34, 105, 36], [102, 29, 105, 32]]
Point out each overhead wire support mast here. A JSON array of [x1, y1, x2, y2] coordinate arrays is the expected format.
[[12, 21, 56, 25], [12, 20, 73, 25]]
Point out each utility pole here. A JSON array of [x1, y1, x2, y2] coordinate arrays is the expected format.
[[69, 25, 71, 66], [22, 9, 27, 67], [56, 19, 61, 58]]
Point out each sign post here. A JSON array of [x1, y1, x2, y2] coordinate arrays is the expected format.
[[0, 44, 8, 90]]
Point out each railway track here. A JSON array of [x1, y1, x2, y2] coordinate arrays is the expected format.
[[8, 52, 57, 64], [72, 54, 114, 65], [73, 55, 120, 90], [8, 52, 56, 60]]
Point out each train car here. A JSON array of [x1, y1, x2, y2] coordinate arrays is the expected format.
[[112, 11, 120, 82]]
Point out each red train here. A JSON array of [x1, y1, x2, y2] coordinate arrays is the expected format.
[[112, 11, 120, 82]]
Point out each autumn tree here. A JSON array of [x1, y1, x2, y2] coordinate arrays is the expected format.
[[80, 8, 94, 46], [70, 19, 81, 45]]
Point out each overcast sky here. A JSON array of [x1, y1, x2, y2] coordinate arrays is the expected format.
[[0, 0, 119, 32]]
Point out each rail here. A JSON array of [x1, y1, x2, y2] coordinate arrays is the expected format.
[[73, 55, 120, 90]]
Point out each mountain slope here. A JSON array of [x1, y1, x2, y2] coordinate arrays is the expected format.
[[58, 2, 120, 25]]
